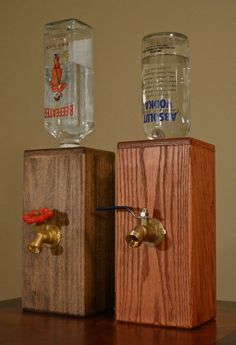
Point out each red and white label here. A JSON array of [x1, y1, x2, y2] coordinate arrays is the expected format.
[[44, 104, 74, 118]]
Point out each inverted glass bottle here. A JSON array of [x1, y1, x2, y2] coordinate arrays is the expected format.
[[142, 32, 190, 139], [44, 18, 94, 147]]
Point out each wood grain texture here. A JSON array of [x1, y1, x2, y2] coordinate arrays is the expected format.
[[116, 138, 215, 328], [22, 147, 115, 316]]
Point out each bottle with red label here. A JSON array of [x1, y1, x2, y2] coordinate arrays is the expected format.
[[44, 18, 94, 147]]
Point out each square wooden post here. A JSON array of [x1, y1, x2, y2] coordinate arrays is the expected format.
[[116, 138, 216, 328], [22, 147, 115, 316]]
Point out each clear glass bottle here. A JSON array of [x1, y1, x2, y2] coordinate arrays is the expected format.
[[142, 32, 190, 139], [44, 18, 94, 147]]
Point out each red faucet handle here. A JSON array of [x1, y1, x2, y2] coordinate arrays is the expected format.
[[23, 208, 54, 225]]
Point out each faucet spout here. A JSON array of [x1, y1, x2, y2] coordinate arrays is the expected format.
[[126, 217, 166, 248], [28, 224, 61, 254]]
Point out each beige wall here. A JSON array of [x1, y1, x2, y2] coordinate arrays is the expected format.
[[0, 0, 235, 301]]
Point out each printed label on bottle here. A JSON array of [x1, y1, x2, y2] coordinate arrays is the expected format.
[[44, 46, 77, 118], [142, 58, 183, 124], [44, 104, 74, 118], [143, 98, 178, 123]]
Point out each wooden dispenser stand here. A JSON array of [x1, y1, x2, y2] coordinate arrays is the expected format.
[[116, 138, 216, 328], [22, 147, 115, 316]]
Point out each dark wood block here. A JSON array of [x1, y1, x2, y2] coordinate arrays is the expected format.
[[116, 138, 216, 328], [22, 147, 115, 316]]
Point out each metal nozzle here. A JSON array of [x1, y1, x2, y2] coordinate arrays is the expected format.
[[96, 205, 166, 248], [126, 218, 166, 248], [126, 225, 147, 247], [28, 225, 61, 254]]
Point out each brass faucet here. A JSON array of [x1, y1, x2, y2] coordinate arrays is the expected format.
[[23, 208, 68, 254], [126, 208, 166, 248], [28, 224, 61, 254], [96, 206, 166, 248]]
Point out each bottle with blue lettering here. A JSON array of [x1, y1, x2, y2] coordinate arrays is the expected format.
[[44, 19, 94, 147], [142, 32, 190, 139]]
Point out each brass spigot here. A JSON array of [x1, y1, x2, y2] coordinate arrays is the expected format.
[[28, 224, 61, 254], [96, 206, 166, 248], [23, 208, 68, 254], [126, 208, 166, 248]]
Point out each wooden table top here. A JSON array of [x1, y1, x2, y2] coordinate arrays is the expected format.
[[0, 299, 236, 345]]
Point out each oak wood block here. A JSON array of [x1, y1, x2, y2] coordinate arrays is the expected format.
[[22, 147, 115, 316], [116, 138, 216, 328]]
